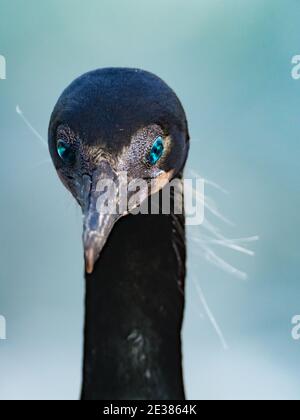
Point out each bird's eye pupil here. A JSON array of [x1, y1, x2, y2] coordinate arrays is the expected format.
[[57, 140, 75, 164], [147, 137, 164, 166]]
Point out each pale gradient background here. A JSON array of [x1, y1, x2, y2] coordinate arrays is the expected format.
[[0, 0, 299, 400]]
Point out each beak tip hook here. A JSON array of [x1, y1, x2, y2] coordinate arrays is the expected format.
[[85, 248, 96, 274]]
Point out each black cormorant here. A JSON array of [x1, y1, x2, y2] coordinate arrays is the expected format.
[[48, 68, 190, 400]]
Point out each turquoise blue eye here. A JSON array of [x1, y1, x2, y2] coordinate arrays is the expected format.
[[57, 140, 75, 164], [147, 137, 164, 166]]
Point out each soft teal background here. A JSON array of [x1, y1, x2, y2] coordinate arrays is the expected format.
[[0, 0, 299, 400]]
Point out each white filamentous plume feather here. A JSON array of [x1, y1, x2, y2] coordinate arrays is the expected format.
[[16, 105, 48, 149], [186, 168, 258, 278], [186, 167, 258, 349], [192, 276, 229, 351]]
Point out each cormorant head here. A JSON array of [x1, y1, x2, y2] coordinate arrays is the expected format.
[[49, 68, 189, 273]]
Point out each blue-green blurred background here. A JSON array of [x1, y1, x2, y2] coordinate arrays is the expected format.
[[0, 0, 299, 400]]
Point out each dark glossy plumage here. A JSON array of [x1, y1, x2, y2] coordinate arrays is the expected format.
[[48, 68, 190, 400], [82, 193, 186, 400], [49, 68, 188, 174]]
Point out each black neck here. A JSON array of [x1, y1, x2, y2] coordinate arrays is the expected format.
[[81, 189, 186, 400]]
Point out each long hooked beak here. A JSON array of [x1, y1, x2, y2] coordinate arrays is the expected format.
[[81, 162, 122, 274]]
